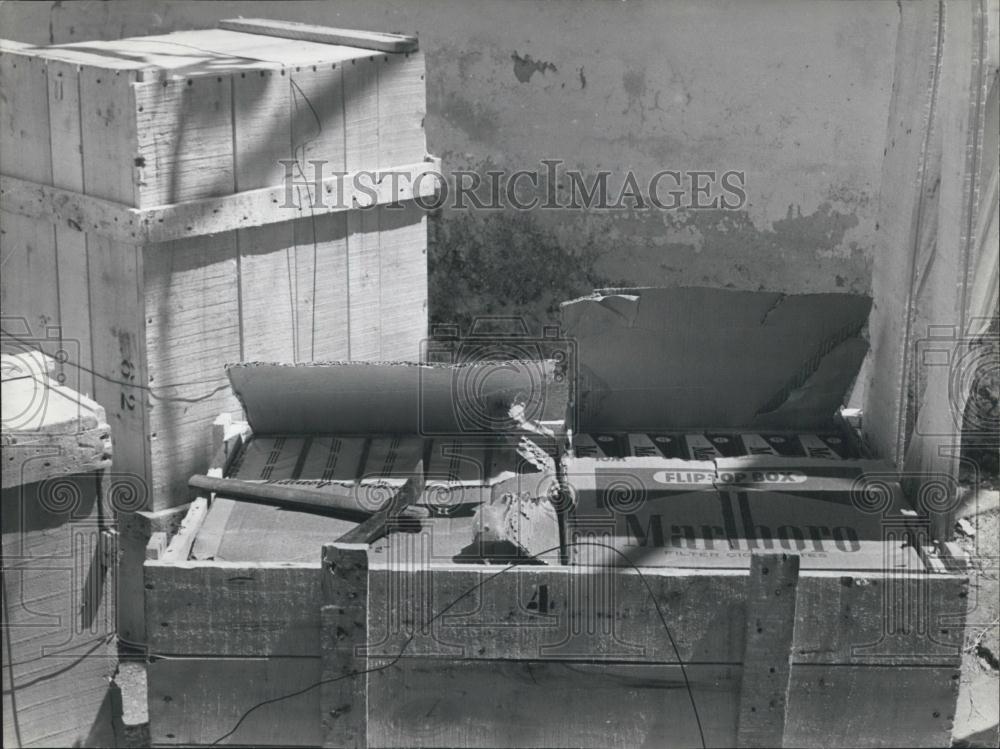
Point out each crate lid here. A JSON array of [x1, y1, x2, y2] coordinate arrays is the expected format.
[[226, 360, 569, 437], [562, 286, 871, 432], [15, 22, 418, 79]]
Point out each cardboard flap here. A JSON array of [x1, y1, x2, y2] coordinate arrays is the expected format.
[[562, 287, 872, 431], [227, 360, 568, 436]]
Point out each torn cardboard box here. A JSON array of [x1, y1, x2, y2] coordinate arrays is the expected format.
[[192, 361, 566, 563], [561, 287, 921, 571]]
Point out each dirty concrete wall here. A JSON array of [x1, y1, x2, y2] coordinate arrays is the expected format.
[[0, 0, 900, 333]]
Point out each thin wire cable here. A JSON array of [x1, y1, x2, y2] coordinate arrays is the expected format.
[[288, 76, 324, 363], [209, 540, 707, 748], [1, 572, 24, 749], [1, 328, 230, 404]]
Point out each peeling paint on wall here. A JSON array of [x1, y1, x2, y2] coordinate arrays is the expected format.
[[510, 51, 557, 83]]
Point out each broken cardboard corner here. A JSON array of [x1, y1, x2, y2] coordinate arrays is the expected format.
[[561, 286, 872, 432]]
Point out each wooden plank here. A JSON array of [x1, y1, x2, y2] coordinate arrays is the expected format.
[[0, 51, 52, 183], [346, 208, 382, 360], [233, 65, 289, 191], [0, 51, 59, 344], [783, 665, 960, 748], [146, 656, 322, 746], [0, 214, 59, 338], [377, 50, 427, 167], [120, 29, 331, 65], [116, 502, 192, 647], [288, 61, 351, 361], [159, 497, 209, 562], [793, 571, 966, 666], [342, 53, 383, 361], [133, 75, 234, 207], [232, 63, 293, 364], [320, 543, 368, 749], [79, 65, 138, 204], [144, 561, 320, 656], [368, 661, 736, 749], [0, 160, 441, 243], [79, 59, 148, 519], [47, 59, 95, 398], [736, 553, 799, 747], [85, 236, 149, 510], [366, 564, 744, 663], [201, 32, 372, 67], [290, 62, 346, 175], [236, 222, 297, 361], [378, 203, 427, 359], [345, 56, 380, 173], [141, 233, 242, 506], [145, 531, 168, 560], [292, 212, 351, 361], [1, 476, 117, 749], [203, 502, 360, 564], [363, 564, 965, 666], [189, 496, 237, 561], [218, 18, 419, 54]]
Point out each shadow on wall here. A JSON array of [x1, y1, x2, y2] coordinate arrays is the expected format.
[[428, 211, 616, 335]]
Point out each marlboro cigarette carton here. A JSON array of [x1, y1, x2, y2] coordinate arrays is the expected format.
[[560, 287, 926, 572]]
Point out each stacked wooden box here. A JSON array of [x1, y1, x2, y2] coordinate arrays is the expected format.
[[1, 352, 116, 748], [0, 21, 435, 512]]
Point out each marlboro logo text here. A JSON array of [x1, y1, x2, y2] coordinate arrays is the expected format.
[[623, 508, 862, 553]]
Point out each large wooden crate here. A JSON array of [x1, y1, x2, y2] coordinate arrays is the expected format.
[[139, 357, 969, 748], [142, 436, 968, 749], [0, 21, 436, 513]]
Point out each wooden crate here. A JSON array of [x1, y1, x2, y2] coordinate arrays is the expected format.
[[2, 352, 117, 748], [143, 474, 968, 748], [138, 360, 968, 748], [0, 22, 436, 513]]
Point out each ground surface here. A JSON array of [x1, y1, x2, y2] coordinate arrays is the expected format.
[[952, 484, 1000, 748]]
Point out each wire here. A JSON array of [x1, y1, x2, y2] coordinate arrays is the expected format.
[[209, 540, 706, 748], [1, 328, 231, 404], [288, 76, 324, 363], [1, 571, 24, 748]]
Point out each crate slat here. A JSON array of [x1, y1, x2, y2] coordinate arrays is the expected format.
[[368, 661, 738, 749], [146, 656, 321, 747], [0, 52, 58, 342], [783, 665, 959, 748], [145, 562, 319, 656], [134, 76, 235, 207], [217, 19, 419, 54]]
